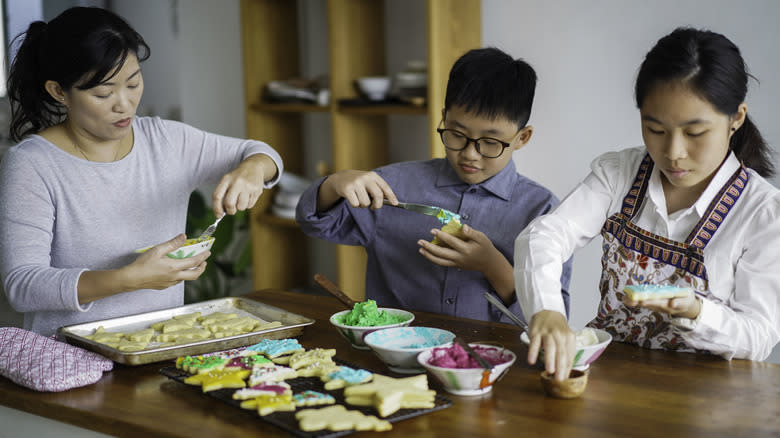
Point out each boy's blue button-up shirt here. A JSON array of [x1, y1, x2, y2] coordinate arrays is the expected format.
[[296, 158, 571, 324]]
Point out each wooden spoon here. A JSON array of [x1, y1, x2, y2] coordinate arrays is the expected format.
[[313, 273, 357, 309]]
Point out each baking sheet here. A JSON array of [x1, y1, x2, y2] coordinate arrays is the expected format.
[[57, 297, 315, 365], [159, 358, 452, 437]]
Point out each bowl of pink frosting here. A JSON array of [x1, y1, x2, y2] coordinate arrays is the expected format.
[[417, 342, 516, 396]]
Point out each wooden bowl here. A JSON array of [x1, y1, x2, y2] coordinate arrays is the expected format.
[[540, 369, 588, 399]]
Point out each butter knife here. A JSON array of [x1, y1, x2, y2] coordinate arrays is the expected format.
[[382, 199, 460, 223], [484, 292, 529, 333]]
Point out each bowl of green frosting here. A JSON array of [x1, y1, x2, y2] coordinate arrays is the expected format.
[[329, 300, 414, 350]]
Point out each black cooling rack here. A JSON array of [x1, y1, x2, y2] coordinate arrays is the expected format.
[[159, 358, 452, 437]]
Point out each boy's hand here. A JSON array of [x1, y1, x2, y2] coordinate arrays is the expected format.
[[318, 170, 397, 211], [417, 224, 496, 272], [528, 310, 575, 382]]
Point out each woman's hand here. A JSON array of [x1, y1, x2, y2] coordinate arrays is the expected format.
[[528, 310, 576, 381], [213, 154, 277, 217], [622, 293, 702, 319], [123, 234, 209, 291]]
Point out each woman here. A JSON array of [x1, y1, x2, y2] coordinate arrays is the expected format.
[[514, 27, 779, 380], [0, 7, 283, 336]]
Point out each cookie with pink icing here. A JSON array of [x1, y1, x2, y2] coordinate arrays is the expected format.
[[232, 381, 292, 400]]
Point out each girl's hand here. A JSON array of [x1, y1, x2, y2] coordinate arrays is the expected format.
[[528, 310, 576, 382], [213, 155, 276, 217], [124, 234, 209, 290], [622, 293, 702, 319]]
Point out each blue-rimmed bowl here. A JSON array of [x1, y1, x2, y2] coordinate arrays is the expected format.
[[364, 326, 455, 374]]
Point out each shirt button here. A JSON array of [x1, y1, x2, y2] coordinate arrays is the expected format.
[[445, 298, 454, 305], [462, 214, 470, 220], [468, 188, 477, 193]]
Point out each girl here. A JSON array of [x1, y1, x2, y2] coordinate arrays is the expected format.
[[514, 27, 779, 381], [0, 7, 283, 336]]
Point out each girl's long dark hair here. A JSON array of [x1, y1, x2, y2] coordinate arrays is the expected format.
[[7, 6, 150, 142], [635, 27, 774, 177]]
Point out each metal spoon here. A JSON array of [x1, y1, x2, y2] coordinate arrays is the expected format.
[[483, 292, 529, 333]]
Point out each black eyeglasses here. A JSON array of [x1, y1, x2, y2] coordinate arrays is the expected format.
[[436, 123, 514, 158]]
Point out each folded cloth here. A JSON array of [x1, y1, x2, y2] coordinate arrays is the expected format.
[[0, 327, 113, 392]]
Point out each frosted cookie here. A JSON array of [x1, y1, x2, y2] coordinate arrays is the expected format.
[[223, 353, 273, 371], [623, 284, 693, 301], [125, 328, 155, 343], [245, 338, 304, 358], [296, 405, 392, 432], [176, 355, 228, 374], [431, 210, 465, 247], [344, 374, 436, 417], [295, 360, 341, 378], [288, 348, 337, 369], [184, 369, 250, 392], [248, 364, 298, 386], [233, 381, 292, 400], [321, 366, 373, 390], [240, 393, 296, 416], [293, 390, 336, 407]]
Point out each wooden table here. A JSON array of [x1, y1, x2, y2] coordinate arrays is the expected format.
[[1, 289, 777, 437]]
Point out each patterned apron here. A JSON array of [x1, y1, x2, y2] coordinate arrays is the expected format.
[[588, 154, 749, 352]]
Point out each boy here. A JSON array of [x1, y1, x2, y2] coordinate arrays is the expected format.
[[296, 47, 571, 323]]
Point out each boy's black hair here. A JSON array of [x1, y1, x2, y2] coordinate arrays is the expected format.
[[444, 47, 537, 129]]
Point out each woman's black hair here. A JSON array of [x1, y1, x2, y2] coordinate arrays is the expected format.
[[635, 27, 774, 177], [445, 47, 537, 130], [7, 6, 150, 142]]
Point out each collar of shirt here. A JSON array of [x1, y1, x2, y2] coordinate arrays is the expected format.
[[647, 151, 740, 218], [433, 159, 516, 201]]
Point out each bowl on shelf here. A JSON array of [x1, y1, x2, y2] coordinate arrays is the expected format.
[[540, 369, 589, 399], [363, 326, 455, 374], [135, 236, 215, 260], [417, 343, 517, 396], [329, 308, 414, 350], [520, 327, 611, 371], [356, 76, 392, 101]]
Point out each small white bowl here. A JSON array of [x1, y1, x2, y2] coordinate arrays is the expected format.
[[417, 343, 516, 396], [135, 236, 215, 259], [329, 308, 414, 350], [520, 327, 612, 370], [364, 327, 455, 374], [356, 76, 391, 101]]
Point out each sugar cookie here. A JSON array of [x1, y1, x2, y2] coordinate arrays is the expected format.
[[288, 348, 337, 369], [245, 338, 304, 358], [344, 374, 436, 417], [233, 381, 292, 400], [184, 369, 250, 392], [295, 405, 392, 432], [321, 366, 373, 390], [248, 364, 298, 386], [240, 393, 296, 416]]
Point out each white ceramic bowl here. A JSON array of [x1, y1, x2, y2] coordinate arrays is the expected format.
[[417, 343, 517, 396], [329, 308, 414, 350], [356, 76, 391, 101], [520, 327, 612, 370], [135, 236, 215, 259], [364, 327, 455, 374]]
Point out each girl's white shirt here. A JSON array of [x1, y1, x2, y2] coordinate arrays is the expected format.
[[514, 146, 780, 361]]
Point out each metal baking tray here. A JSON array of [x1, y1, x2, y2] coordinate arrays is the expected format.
[[57, 297, 315, 365]]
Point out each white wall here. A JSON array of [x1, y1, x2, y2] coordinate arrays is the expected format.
[[483, 0, 780, 362]]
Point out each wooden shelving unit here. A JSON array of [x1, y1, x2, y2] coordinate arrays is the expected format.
[[241, 0, 481, 300]]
